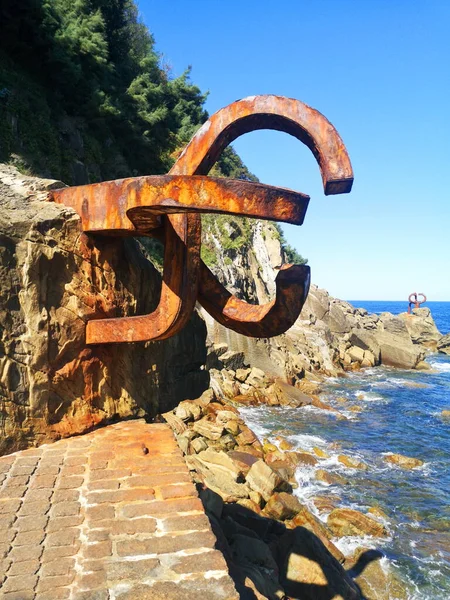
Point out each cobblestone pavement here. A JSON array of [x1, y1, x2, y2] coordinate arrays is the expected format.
[[0, 420, 238, 599]]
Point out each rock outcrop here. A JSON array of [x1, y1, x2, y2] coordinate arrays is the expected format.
[[438, 333, 450, 355], [162, 387, 409, 600], [0, 164, 208, 454]]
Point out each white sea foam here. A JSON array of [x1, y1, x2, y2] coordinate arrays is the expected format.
[[428, 360, 450, 372]]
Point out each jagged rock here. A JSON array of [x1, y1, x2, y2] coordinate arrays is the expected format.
[[190, 437, 208, 454], [227, 450, 260, 476], [186, 450, 250, 502], [350, 329, 381, 362], [220, 350, 247, 371], [384, 453, 423, 469], [399, 308, 442, 350], [313, 447, 330, 459], [218, 433, 238, 451], [348, 345, 365, 363], [235, 368, 251, 382], [327, 508, 388, 538], [266, 380, 312, 407], [0, 165, 208, 454], [246, 460, 284, 501], [294, 452, 319, 466], [377, 331, 424, 369], [174, 400, 203, 422], [279, 438, 294, 451], [262, 492, 302, 521], [438, 333, 450, 355], [315, 469, 349, 486], [206, 343, 229, 369], [338, 454, 368, 470], [273, 527, 361, 600], [192, 418, 224, 440], [195, 388, 217, 407], [224, 420, 241, 436], [161, 412, 187, 435], [216, 410, 242, 424], [236, 426, 258, 446], [246, 367, 269, 388]]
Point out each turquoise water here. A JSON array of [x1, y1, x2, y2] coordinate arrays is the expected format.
[[240, 302, 450, 599]]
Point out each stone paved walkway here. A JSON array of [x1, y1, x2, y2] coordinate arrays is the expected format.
[[0, 420, 238, 599]]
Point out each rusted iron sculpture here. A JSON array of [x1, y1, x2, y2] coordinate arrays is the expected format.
[[408, 292, 427, 313], [50, 95, 353, 344]]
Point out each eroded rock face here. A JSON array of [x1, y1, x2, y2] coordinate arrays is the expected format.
[[0, 164, 208, 454]]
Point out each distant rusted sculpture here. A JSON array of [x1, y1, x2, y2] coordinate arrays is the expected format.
[[408, 292, 427, 313], [50, 95, 353, 344]]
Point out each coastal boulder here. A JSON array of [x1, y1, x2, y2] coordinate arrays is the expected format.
[[327, 508, 388, 538], [384, 453, 423, 469], [374, 330, 423, 369], [399, 308, 442, 350]]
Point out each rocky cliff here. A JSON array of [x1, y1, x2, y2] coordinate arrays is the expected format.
[[0, 164, 208, 454]]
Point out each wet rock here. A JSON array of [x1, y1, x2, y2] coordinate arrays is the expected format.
[[311, 494, 341, 513], [384, 453, 423, 469], [294, 452, 319, 467], [315, 469, 349, 486], [313, 446, 330, 459], [346, 548, 408, 600], [338, 454, 368, 470], [327, 508, 388, 538]]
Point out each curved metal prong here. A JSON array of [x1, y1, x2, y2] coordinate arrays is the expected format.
[[198, 263, 311, 337], [182, 95, 352, 335], [172, 95, 353, 194], [86, 212, 201, 344]]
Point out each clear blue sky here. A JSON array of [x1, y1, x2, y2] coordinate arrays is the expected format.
[[139, 0, 449, 301]]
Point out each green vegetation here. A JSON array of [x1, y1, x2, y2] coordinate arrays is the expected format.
[[0, 0, 306, 267]]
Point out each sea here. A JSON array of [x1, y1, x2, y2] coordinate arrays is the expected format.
[[240, 301, 450, 599]]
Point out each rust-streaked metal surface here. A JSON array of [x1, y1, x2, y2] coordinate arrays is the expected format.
[[198, 263, 311, 337], [50, 95, 354, 344], [51, 175, 310, 233]]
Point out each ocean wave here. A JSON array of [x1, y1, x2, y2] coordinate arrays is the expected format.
[[428, 361, 450, 372]]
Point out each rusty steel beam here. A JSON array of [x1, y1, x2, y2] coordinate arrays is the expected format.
[[51, 175, 310, 234], [49, 95, 354, 344]]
